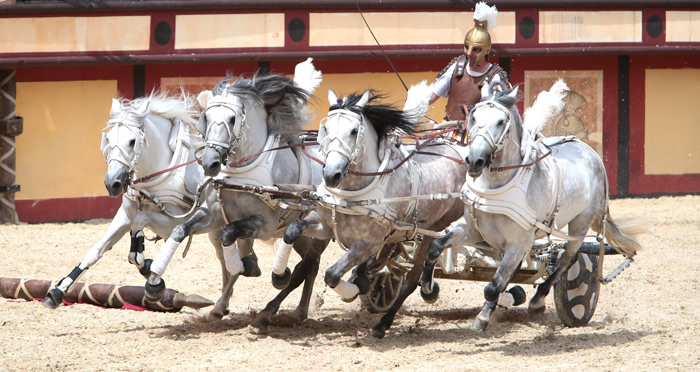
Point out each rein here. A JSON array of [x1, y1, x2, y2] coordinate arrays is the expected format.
[[306, 124, 467, 177], [489, 146, 552, 172], [131, 158, 199, 185]]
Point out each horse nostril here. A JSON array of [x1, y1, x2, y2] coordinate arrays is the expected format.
[[332, 172, 342, 184], [474, 159, 484, 169], [113, 182, 121, 192]]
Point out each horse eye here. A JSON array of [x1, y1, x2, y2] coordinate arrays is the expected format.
[[497, 119, 505, 126], [129, 139, 136, 147], [351, 128, 358, 136]]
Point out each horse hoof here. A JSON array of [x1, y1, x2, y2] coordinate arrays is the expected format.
[[251, 316, 270, 332], [371, 325, 386, 339], [271, 268, 291, 290], [528, 304, 546, 315], [207, 311, 225, 321], [139, 259, 153, 278], [144, 278, 166, 303], [341, 294, 358, 303], [41, 289, 63, 309], [241, 255, 261, 277], [509, 285, 527, 307], [420, 281, 440, 304], [472, 316, 489, 331]]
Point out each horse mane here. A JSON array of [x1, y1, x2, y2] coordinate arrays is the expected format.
[[329, 90, 418, 139], [118, 91, 198, 128], [214, 71, 312, 143]]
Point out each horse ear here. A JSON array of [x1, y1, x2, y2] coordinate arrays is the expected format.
[[328, 89, 338, 106], [507, 86, 519, 99], [110, 98, 122, 117], [481, 82, 492, 99], [197, 90, 212, 110], [357, 90, 370, 108]]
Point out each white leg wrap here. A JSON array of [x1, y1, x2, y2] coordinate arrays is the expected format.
[[497, 292, 515, 308], [331, 279, 360, 300], [272, 241, 293, 275], [223, 242, 244, 275], [150, 238, 179, 276]]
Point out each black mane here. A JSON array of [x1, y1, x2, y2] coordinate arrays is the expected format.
[[329, 90, 417, 138]]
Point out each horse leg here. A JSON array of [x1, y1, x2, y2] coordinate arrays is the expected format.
[[252, 237, 328, 330], [473, 241, 531, 331], [273, 211, 332, 288], [221, 215, 265, 246], [207, 230, 237, 320], [236, 238, 260, 277], [42, 206, 131, 309], [324, 240, 375, 301], [419, 222, 474, 297], [371, 237, 432, 339], [145, 208, 211, 302]]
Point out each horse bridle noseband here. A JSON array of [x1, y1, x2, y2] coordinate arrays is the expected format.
[[318, 109, 366, 171], [201, 97, 247, 165], [101, 117, 146, 174]]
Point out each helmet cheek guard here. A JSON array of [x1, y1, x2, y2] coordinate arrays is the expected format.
[[464, 20, 491, 66]]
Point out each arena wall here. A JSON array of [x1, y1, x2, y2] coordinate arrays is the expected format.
[[0, 1, 698, 222]]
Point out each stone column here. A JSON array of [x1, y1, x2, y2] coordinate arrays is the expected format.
[[0, 69, 23, 224]]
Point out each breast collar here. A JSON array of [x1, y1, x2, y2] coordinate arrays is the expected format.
[[462, 126, 558, 231]]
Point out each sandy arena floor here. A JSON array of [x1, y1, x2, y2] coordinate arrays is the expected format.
[[0, 195, 698, 371]]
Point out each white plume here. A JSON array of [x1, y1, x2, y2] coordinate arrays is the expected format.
[[402, 80, 432, 125], [523, 79, 570, 135], [473, 2, 498, 31], [294, 57, 323, 95]]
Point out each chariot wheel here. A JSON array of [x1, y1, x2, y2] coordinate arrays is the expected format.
[[553, 252, 600, 327], [360, 243, 413, 313]]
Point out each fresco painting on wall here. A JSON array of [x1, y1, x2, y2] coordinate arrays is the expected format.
[[524, 70, 603, 158]]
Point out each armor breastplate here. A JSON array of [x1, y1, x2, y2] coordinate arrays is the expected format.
[[445, 55, 503, 121]]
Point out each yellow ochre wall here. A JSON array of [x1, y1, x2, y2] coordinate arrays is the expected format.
[[15, 81, 116, 200], [644, 69, 700, 175]]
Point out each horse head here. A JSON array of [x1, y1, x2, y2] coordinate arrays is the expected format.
[[319, 89, 416, 189], [466, 85, 521, 178], [102, 98, 149, 196], [101, 94, 194, 196], [197, 73, 310, 177], [197, 82, 249, 177]]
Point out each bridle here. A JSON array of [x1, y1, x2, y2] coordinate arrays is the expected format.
[[101, 115, 146, 174], [199, 94, 247, 166], [468, 100, 513, 152], [318, 108, 366, 172]]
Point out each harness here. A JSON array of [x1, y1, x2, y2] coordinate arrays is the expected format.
[[316, 109, 430, 246], [464, 99, 579, 240]]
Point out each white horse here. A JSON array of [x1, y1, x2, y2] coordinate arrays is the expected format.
[[281, 89, 467, 338], [143, 68, 331, 326], [422, 82, 645, 331], [42, 92, 223, 313]]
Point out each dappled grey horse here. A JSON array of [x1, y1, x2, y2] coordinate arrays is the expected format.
[[282, 90, 467, 338], [42, 93, 220, 312], [422, 83, 644, 331], [143, 71, 332, 325]]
